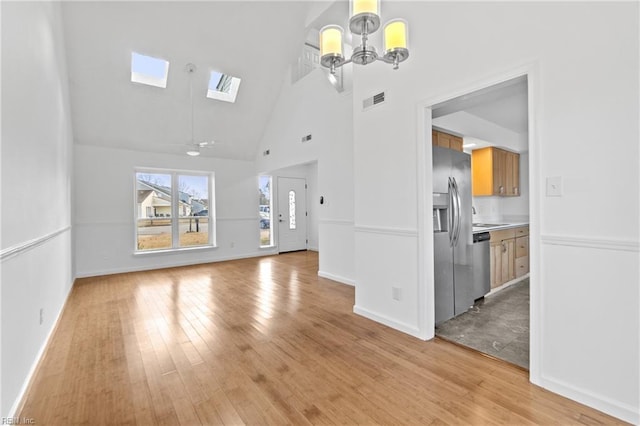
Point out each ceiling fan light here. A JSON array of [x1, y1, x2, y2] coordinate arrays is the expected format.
[[186, 148, 200, 156]]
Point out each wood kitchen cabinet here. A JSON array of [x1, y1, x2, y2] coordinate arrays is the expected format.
[[471, 147, 520, 196], [490, 228, 516, 288], [515, 226, 529, 278], [489, 226, 529, 288], [432, 129, 463, 152]]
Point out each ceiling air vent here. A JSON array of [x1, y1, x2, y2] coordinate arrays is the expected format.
[[363, 92, 385, 110]]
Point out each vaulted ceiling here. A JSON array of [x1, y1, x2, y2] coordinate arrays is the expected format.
[[61, 1, 313, 160]]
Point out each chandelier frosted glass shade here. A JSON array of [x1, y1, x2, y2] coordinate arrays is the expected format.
[[383, 19, 409, 69]]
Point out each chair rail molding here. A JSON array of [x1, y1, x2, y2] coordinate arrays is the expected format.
[[1, 226, 71, 262]]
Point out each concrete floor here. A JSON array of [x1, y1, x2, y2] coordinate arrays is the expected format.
[[435, 278, 530, 369]]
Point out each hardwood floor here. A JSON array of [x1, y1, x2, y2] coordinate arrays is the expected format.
[[20, 251, 623, 425]]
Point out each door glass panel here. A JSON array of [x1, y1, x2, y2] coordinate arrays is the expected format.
[[289, 190, 296, 230]]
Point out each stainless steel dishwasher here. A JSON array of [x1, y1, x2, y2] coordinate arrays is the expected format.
[[472, 231, 491, 300]]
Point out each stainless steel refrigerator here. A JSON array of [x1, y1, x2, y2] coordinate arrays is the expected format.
[[432, 146, 474, 324]]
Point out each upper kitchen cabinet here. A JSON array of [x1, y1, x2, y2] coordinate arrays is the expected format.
[[471, 147, 520, 196], [432, 129, 463, 152]]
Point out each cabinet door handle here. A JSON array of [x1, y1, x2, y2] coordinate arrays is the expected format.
[[514, 187, 519, 195], [502, 242, 507, 253]]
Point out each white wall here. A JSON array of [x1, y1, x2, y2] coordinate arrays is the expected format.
[[352, 2, 638, 423], [74, 145, 268, 277], [256, 67, 355, 285], [1, 2, 75, 416]]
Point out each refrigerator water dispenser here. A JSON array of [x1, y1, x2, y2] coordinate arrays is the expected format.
[[433, 193, 449, 232]]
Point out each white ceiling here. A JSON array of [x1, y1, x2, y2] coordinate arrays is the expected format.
[[464, 89, 528, 135], [61, 1, 312, 160], [432, 76, 529, 152], [432, 76, 529, 143]]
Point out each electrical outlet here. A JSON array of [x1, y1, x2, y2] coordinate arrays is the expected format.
[[392, 287, 401, 301], [39, 308, 44, 325]]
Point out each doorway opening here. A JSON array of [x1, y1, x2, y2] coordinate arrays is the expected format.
[[428, 75, 531, 369]]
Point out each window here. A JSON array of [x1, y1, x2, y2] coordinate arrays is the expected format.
[[207, 70, 241, 103], [131, 52, 169, 88], [135, 170, 213, 252], [259, 176, 273, 247]]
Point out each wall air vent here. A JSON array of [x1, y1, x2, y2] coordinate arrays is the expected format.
[[363, 92, 385, 110]]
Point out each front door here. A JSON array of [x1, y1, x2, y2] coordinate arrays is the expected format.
[[277, 177, 307, 253]]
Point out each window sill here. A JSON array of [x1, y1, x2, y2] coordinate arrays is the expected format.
[[134, 245, 217, 256], [259, 245, 276, 250]]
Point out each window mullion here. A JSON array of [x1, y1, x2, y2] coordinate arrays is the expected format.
[[171, 172, 179, 248]]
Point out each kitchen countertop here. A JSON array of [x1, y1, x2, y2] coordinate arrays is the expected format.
[[472, 222, 529, 234]]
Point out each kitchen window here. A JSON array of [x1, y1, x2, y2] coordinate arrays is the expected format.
[[135, 169, 214, 252]]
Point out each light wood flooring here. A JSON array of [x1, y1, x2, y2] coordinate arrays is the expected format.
[[20, 251, 624, 425]]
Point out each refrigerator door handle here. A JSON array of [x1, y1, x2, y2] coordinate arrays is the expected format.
[[452, 177, 462, 245], [447, 177, 454, 247]]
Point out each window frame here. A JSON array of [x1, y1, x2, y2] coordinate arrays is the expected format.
[[259, 175, 274, 248], [130, 52, 170, 89], [134, 167, 216, 254]]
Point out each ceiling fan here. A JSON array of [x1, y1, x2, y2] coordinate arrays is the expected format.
[[185, 140, 216, 156], [182, 63, 217, 157]]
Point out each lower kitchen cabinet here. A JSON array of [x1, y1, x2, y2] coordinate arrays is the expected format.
[[515, 234, 529, 278], [490, 226, 529, 288]]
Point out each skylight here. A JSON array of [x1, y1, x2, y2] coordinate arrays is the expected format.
[[207, 71, 241, 103], [131, 52, 169, 88]]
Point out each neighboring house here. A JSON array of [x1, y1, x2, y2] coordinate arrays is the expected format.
[[136, 179, 207, 217]]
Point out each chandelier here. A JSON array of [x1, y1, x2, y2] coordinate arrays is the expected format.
[[319, 0, 409, 75]]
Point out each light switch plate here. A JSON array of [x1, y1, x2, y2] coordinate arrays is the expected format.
[[546, 176, 563, 197]]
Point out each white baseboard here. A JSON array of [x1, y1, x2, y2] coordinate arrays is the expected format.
[[8, 279, 74, 417], [75, 250, 277, 278], [486, 273, 530, 297], [537, 375, 639, 425], [353, 305, 425, 339], [308, 246, 319, 252], [317, 270, 355, 286]]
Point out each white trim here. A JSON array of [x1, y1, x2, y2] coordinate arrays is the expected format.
[[74, 251, 276, 279], [486, 273, 529, 297], [318, 270, 355, 286], [353, 305, 424, 339], [354, 225, 418, 237], [75, 217, 258, 226], [7, 278, 74, 418], [540, 234, 639, 252], [0, 226, 71, 262], [308, 245, 319, 252], [538, 375, 639, 425], [133, 244, 217, 256], [318, 219, 354, 226], [416, 104, 433, 340]]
